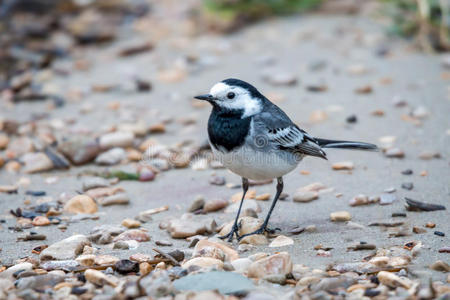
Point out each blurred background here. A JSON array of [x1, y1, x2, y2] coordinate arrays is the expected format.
[[1, 0, 450, 90], [0, 0, 449, 288]]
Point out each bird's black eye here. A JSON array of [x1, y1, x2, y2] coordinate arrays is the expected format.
[[227, 92, 235, 99]]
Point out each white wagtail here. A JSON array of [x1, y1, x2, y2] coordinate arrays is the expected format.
[[195, 78, 377, 241]]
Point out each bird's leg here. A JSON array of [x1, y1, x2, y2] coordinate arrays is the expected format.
[[238, 177, 283, 240], [219, 177, 249, 242]]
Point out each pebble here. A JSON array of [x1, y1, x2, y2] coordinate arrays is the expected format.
[[379, 193, 397, 205], [332, 161, 354, 170], [182, 257, 224, 270], [58, 136, 101, 165], [75, 254, 95, 266], [40, 234, 91, 260], [203, 199, 228, 212], [84, 269, 118, 287], [118, 121, 147, 136], [21, 152, 54, 173], [247, 252, 292, 278], [401, 182, 414, 190], [0, 133, 9, 149], [419, 151, 441, 160], [384, 187, 396, 193], [0, 185, 18, 193], [434, 231, 445, 237], [269, 235, 294, 247], [346, 115, 357, 123], [293, 191, 318, 203], [438, 247, 450, 253], [138, 262, 152, 276], [64, 195, 98, 214], [231, 258, 253, 274], [255, 193, 271, 201], [89, 225, 124, 244], [168, 218, 207, 238], [355, 85, 372, 94], [139, 168, 155, 181], [240, 234, 268, 245], [130, 253, 151, 263], [95, 147, 126, 165], [32, 216, 51, 226], [149, 123, 166, 133], [209, 176, 226, 186], [98, 193, 130, 206], [0, 263, 33, 279], [411, 106, 429, 119], [413, 226, 427, 234], [402, 169, 413, 175], [113, 229, 150, 242], [121, 218, 140, 228], [173, 271, 254, 295], [115, 259, 139, 274], [138, 205, 169, 222], [349, 194, 369, 206], [94, 255, 120, 266], [377, 271, 411, 289], [426, 222, 436, 228], [189, 196, 205, 212], [82, 177, 110, 191], [99, 131, 134, 149], [113, 241, 130, 250], [193, 239, 239, 262], [26, 190, 46, 197], [225, 199, 261, 214], [330, 211, 351, 222], [156, 240, 173, 246], [385, 148, 405, 158]]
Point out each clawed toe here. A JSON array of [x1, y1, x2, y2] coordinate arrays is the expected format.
[[218, 225, 240, 242]]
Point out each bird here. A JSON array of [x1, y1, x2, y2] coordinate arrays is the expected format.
[[195, 78, 377, 242]]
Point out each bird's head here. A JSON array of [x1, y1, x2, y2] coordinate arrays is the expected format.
[[195, 78, 263, 117]]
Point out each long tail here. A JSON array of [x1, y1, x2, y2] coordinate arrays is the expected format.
[[315, 138, 378, 151]]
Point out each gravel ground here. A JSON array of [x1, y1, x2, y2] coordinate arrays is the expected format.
[[0, 13, 449, 297]]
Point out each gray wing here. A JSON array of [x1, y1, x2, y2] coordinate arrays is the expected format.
[[253, 104, 327, 159]]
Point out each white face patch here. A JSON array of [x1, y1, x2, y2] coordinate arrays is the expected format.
[[210, 82, 262, 118]]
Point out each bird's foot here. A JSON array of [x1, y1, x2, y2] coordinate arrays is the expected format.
[[218, 223, 240, 242], [237, 225, 280, 241]]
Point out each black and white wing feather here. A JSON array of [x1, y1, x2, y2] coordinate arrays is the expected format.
[[253, 104, 327, 159]]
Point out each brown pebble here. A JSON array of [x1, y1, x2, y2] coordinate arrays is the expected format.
[[355, 85, 373, 94], [425, 222, 436, 228], [149, 123, 166, 133], [139, 262, 152, 275], [413, 226, 427, 234], [32, 216, 51, 226], [203, 199, 228, 212]]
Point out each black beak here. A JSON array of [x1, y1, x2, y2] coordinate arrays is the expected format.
[[194, 94, 215, 101]]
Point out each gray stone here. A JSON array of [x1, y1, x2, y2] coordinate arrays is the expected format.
[[140, 270, 175, 298], [379, 193, 397, 205], [58, 136, 101, 165], [89, 225, 124, 244], [95, 147, 126, 165], [82, 177, 110, 191], [15, 274, 65, 290], [99, 131, 134, 149], [40, 260, 80, 272], [40, 235, 91, 260], [0, 263, 33, 279], [173, 271, 254, 294]]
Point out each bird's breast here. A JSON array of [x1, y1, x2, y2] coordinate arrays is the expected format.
[[207, 110, 251, 152]]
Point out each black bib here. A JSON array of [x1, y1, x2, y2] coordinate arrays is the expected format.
[[208, 107, 251, 152]]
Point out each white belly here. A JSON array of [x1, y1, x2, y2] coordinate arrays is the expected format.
[[212, 146, 300, 180]]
